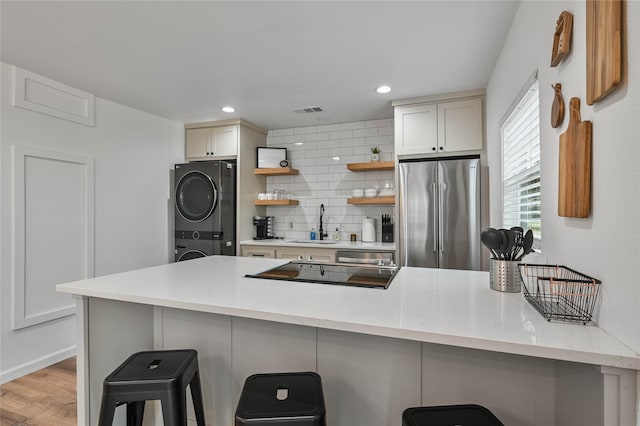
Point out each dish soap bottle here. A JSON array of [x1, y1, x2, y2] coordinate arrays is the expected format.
[[334, 227, 340, 241], [310, 228, 316, 240]]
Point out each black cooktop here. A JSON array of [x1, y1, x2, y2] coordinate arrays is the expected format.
[[245, 262, 399, 289]]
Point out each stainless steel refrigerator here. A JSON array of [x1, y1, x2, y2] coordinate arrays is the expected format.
[[399, 157, 481, 270]]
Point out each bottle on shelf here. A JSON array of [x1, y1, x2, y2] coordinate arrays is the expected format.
[[310, 228, 316, 240], [334, 228, 340, 241]]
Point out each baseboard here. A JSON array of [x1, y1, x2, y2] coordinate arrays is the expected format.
[[0, 345, 76, 384]]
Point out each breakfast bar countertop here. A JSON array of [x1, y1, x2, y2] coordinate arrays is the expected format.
[[57, 255, 640, 370]]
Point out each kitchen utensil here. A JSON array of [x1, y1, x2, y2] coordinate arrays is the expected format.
[[551, 83, 564, 128], [516, 230, 534, 261], [558, 98, 592, 218], [503, 229, 516, 261], [498, 229, 510, 259], [480, 228, 503, 259], [550, 11, 573, 67], [510, 226, 523, 260], [586, 0, 622, 105]]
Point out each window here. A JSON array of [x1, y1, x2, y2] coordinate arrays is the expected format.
[[501, 77, 541, 246]]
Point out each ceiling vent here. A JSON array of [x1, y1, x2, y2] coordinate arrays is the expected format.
[[293, 106, 323, 114]]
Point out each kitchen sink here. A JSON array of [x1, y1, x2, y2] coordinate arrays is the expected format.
[[291, 239, 337, 244]]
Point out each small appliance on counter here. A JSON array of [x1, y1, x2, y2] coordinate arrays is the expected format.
[[362, 217, 376, 242], [382, 214, 394, 242], [253, 216, 274, 240]]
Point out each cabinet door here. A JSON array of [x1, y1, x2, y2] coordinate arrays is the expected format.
[[305, 248, 336, 263], [211, 125, 238, 157], [186, 128, 211, 160], [394, 104, 438, 156], [276, 248, 304, 261], [241, 246, 276, 258], [437, 98, 483, 152]]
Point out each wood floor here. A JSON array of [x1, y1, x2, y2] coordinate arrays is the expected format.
[[0, 357, 76, 425]]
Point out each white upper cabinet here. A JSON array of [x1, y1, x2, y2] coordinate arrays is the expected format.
[[437, 98, 483, 153], [394, 92, 484, 157], [185, 127, 210, 159], [394, 103, 438, 155], [186, 124, 238, 160]]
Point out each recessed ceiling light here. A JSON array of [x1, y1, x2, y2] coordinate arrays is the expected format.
[[221, 106, 235, 113], [376, 85, 391, 94]]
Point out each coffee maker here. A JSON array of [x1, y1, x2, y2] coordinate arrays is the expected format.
[[253, 216, 275, 240]]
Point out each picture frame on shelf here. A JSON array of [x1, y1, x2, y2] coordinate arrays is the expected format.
[[257, 147, 287, 168]]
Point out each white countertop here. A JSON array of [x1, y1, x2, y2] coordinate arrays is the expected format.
[[240, 239, 396, 251], [57, 256, 640, 370]]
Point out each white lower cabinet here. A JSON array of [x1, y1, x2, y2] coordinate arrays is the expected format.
[[276, 247, 336, 263], [240, 244, 335, 262]]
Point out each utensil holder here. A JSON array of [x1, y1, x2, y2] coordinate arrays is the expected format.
[[489, 260, 522, 292]]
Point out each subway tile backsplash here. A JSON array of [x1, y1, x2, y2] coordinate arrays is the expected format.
[[265, 119, 394, 241]]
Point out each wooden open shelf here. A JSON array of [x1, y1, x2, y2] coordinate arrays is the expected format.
[[347, 196, 395, 205], [255, 199, 299, 206], [254, 167, 299, 176], [346, 161, 394, 172]]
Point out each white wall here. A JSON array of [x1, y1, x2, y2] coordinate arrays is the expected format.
[[265, 120, 395, 241], [0, 63, 184, 382], [486, 1, 640, 353]]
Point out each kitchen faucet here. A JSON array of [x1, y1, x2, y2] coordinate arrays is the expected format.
[[319, 204, 328, 240]]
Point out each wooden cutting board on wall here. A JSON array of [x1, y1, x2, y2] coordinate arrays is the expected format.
[[586, 0, 623, 105], [558, 98, 592, 218]]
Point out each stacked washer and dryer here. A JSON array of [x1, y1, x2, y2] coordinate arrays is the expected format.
[[174, 161, 236, 262]]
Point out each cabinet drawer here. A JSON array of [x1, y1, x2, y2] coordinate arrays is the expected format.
[[241, 246, 276, 258]]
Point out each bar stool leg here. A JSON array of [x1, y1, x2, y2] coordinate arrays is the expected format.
[[126, 401, 145, 426], [98, 393, 117, 426], [189, 371, 206, 426], [161, 391, 187, 426]]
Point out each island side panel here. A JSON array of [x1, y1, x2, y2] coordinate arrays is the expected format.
[[317, 329, 422, 426], [230, 317, 317, 408], [159, 307, 233, 426], [87, 298, 154, 426], [421, 342, 556, 426]]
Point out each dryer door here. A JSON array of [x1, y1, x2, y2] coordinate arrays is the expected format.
[[177, 249, 207, 262], [175, 171, 218, 222]]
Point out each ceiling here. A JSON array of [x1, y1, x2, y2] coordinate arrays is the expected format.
[[1, 1, 519, 131]]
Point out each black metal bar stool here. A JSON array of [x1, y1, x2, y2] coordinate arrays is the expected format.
[[98, 349, 206, 426], [235, 372, 326, 425], [403, 404, 504, 426]]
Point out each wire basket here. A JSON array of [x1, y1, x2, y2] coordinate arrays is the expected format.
[[518, 264, 601, 324]]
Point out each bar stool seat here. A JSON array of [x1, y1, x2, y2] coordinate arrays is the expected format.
[[403, 404, 504, 426], [235, 372, 326, 426], [98, 349, 206, 426]]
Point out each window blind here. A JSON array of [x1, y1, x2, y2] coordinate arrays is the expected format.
[[502, 80, 541, 243]]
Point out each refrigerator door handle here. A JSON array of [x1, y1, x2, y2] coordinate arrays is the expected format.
[[432, 182, 438, 253], [439, 182, 444, 253]]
